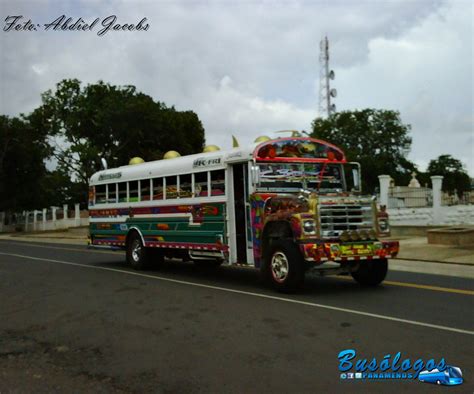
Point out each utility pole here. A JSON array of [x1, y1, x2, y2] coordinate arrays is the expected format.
[[318, 36, 337, 117]]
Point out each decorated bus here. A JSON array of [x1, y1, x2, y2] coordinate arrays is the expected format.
[[88, 135, 399, 291]]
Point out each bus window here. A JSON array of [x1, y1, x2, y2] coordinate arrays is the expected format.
[[95, 184, 106, 204], [166, 176, 178, 199], [194, 172, 209, 197], [179, 174, 192, 198], [108, 183, 117, 203], [129, 181, 139, 202], [152, 178, 164, 200], [118, 182, 127, 202], [141, 179, 151, 201], [211, 170, 225, 196]]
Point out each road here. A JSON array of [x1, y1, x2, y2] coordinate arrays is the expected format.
[[0, 240, 473, 393]]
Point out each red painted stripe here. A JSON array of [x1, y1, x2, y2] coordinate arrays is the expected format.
[[145, 241, 229, 252]]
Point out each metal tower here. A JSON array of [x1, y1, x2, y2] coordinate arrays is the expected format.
[[318, 36, 337, 117]]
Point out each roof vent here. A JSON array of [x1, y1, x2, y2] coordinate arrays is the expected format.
[[163, 151, 181, 159]]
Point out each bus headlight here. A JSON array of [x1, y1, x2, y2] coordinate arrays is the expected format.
[[303, 220, 316, 234]]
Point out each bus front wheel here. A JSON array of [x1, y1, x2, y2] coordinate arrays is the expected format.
[[126, 232, 151, 270], [351, 258, 388, 286], [262, 239, 305, 293]]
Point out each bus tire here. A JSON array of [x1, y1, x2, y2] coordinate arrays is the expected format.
[[351, 258, 388, 286], [126, 232, 151, 270], [262, 239, 304, 293]]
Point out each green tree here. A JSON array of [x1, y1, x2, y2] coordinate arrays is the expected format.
[[0, 115, 52, 211], [311, 109, 415, 192], [29, 79, 206, 203], [427, 155, 471, 196]]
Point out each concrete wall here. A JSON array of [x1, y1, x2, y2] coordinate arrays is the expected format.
[[388, 205, 474, 226], [0, 204, 89, 233], [380, 174, 473, 226]]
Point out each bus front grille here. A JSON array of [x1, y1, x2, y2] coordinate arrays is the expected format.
[[319, 203, 374, 238]]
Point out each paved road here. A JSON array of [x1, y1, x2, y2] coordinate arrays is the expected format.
[[0, 240, 473, 393]]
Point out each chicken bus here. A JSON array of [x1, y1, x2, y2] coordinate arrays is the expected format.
[[88, 136, 399, 292]]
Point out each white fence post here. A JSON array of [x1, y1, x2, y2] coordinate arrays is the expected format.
[[52, 207, 57, 230], [42, 208, 47, 231], [378, 175, 391, 207], [33, 210, 38, 231], [75, 203, 80, 226], [63, 204, 68, 220], [431, 175, 444, 224]]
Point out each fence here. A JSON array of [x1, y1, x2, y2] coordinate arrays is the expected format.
[[442, 191, 474, 206], [388, 186, 433, 208], [379, 175, 474, 226], [0, 204, 89, 233]]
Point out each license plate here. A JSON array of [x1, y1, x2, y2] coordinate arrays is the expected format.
[[340, 244, 373, 256]]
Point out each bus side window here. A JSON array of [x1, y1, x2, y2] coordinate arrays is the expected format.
[[194, 172, 209, 197], [118, 182, 127, 202], [129, 180, 139, 202], [141, 179, 151, 201], [165, 176, 178, 199], [108, 183, 117, 203], [179, 174, 192, 198], [153, 178, 163, 200], [211, 170, 225, 196], [95, 184, 106, 204]]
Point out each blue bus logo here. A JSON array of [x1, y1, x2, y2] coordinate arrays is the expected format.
[[418, 365, 463, 386]]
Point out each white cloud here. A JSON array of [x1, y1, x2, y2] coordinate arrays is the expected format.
[[0, 0, 472, 175]]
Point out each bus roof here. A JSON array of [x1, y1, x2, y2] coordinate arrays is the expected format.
[[89, 137, 346, 185]]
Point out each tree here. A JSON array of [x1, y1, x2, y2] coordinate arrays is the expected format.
[[29, 79, 206, 203], [427, 155, 471, 196], [311, 109, 415, 192], [0, 115, 52, 211]]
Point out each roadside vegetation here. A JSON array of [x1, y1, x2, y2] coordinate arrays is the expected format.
[[0, 82, 470, 211]]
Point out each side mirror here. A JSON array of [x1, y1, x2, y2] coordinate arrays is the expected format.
[[251, 166, 260, 185], [347, 162, 362, 192], [352, 168, 360, 190]]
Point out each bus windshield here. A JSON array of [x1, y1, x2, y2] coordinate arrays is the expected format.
[[256, 162, 344, 192]]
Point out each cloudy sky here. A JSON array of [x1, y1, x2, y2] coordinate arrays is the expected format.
[[1, 0, 473, 176]]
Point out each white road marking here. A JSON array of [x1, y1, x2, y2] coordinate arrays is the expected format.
[[1, 251, 473, 336]]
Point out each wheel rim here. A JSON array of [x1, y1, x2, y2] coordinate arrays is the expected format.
[[271, 252, 289, 283], [131, 239, 142, 262]]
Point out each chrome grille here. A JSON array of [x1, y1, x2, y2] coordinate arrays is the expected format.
[[319, 202, 374, 238]]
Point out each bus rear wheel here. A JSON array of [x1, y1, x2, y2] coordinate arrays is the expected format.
[[351, 258, 388, 286], [262, 239, 304, 293], [126, 232, 151, 270]]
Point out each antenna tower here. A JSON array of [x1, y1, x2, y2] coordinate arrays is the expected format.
[[318, 36, 337, 117]]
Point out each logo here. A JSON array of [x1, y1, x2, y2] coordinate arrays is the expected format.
[[338, 349, 463, 385], [193, 157, 222, 168], [419, 366, 463, 386], [98, 172, 122, 181]]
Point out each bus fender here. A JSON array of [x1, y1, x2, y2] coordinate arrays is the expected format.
[[126, 227, 146, 247], [261, 220, 294, 259]]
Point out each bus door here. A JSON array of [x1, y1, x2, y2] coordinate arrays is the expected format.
[[230, 162, 249, 264]]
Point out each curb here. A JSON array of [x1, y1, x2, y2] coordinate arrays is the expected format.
[[394, 257, 474, 267]]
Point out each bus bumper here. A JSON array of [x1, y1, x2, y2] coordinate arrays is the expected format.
[[299, 240, 399, 264]]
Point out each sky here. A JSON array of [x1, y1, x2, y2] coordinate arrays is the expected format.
[[1, 0, 473, 176]]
